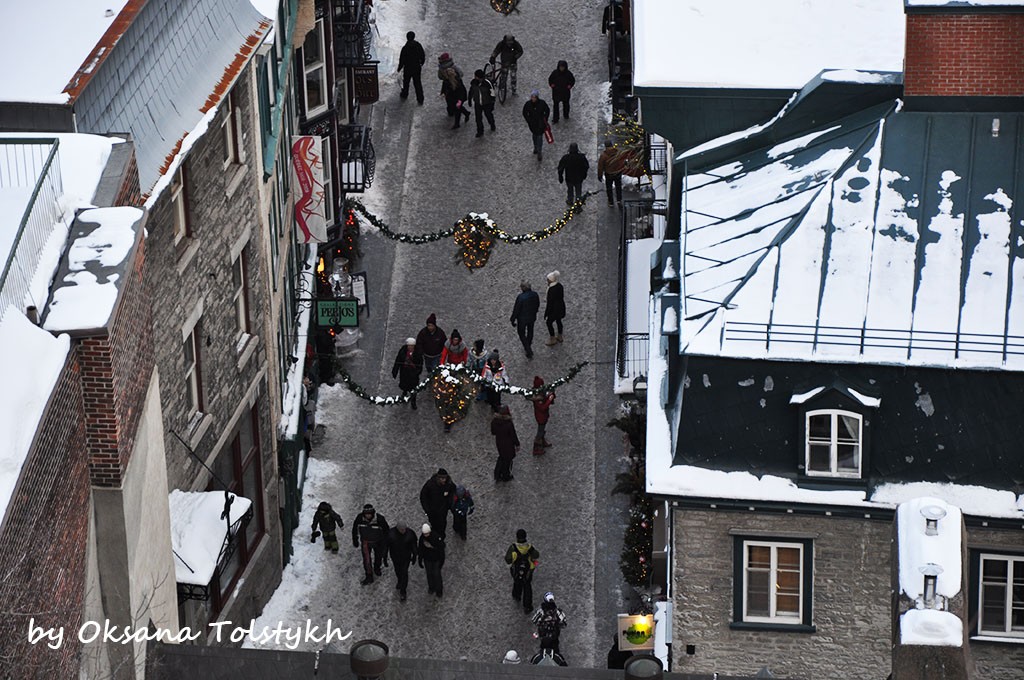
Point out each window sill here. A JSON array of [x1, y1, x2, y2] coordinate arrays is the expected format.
[[224, 163, 248, 198], [176, 237, 202, 275], [796, 475, 868, 491], [236, 333, 259, 370], [970, 635, 1024, 645], [187, 412, 214, 450], [729, 622, 816, 634]]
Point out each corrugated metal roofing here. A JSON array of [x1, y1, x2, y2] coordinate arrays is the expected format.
[[72, 0, 269, 193]]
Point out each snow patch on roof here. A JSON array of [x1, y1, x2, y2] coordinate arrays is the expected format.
[[789, 387, 825, 404], [280, 245, 317, 439], [820, 69, 901, 84], [897, 497, 962, 600], [678, 95, 795, 160], [900, 609, 963, 647], [169, 490, 252, 586], [767, 126, 840, 159]]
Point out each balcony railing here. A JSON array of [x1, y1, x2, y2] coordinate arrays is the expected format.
[[647, 136, 668, 176], [617, 332, 649, 381], [332, 0, 371, 68], [337, 124, 375, 193], [0, 138, 63, 321]]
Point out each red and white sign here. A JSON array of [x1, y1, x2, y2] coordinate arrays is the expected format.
[[291, 136, 328, 243]]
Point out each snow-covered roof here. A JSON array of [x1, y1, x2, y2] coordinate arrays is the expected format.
[[906, 0, 1024, 6], [0, 1, 132, 104], [632, 0, 905, 89], [169, 490, 253, 586], [676, 105, 1024, 371], [0, 309, 70, 526]]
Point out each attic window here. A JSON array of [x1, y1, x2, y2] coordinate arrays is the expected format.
[[805, 410, 862, 478]]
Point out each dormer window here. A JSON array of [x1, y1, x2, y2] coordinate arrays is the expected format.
[[805, 410, 862, 478]]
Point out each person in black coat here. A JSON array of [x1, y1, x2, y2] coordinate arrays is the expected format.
[[391, 337, 423, 409], [510, 281, 541, 358], [419, 468, 456, 541], [310, 501, 344, 553], [557, 143, 590, 206], [547, 60, 575, 123], [418, 523, 446, 597], [352, 504, 390, 585], [415, 313, 447, 373], [468, 69, 496, 137], [398, 31, 426, 104], [543, 271, 566, 344], [437, 52, 470, 129], [387, 522, 418, 601], [522, 90, 550, 160]]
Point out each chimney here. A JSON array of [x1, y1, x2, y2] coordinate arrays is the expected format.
[[350, 640, 389, 680], [903, 1, 1024, 107]]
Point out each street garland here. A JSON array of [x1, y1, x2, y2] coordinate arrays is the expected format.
[[490, 0, 520, 15]]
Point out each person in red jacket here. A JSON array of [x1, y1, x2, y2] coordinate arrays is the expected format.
[[529, 376, 556, 454], [440, 329, 469, 366]]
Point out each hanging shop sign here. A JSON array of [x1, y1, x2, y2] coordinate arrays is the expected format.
[[291, 136, 328, 243], [350, 270, 368, 314], [616, 613, 655, 651], [353, 63, 380, 104], [317, 298, 359, 328]]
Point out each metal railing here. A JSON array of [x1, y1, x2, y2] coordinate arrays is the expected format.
[[622, 199, 666, 241], [0, 138, 63, 320], [332, 0, 371, 67], [616, 199, 664, 382], [617, 333, 650, 380], [647, 137, 668, 176], [337, 125, 375, 192]]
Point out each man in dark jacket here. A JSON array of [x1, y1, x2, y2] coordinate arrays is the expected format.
[[522, 90, 550, 160], [415, 313, 447, 373], [504, 528, 540, 612], [398, 31, 426, 104], [510, 281, 541, 358], [352, 503, 390, 585], [491, 405, 520, 481], [418, 523, 446, 597], [310, 501, 343, 553], [468, 69, 496, 138], [391, 337, 423, 409], [387, 522, 418, 601], [557, 143, 590, 206], [547, 60, 575, 123], [490, 34, 523, 94], [419, 468, 456, 541]]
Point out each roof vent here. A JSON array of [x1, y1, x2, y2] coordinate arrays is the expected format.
[[992, 118, 1001, 137], [105, 8, 114, 17], [920, 563, 944, 609], [350, 640, 389, 680], [624, 655, 663, 680], [920, 504, 947, 536]]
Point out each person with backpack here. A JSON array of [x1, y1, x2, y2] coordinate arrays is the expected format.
[[489, 34, 524, 94], [398, 31, 426, 104], [437, 53, 470, 128], [468, 69, 497, 138], [504, 528, 540, 613], [451, 484, 475, 540], [531, 591, 568, 653], [310, 501, 344, 553], [387, 521, 418, 601], [418, 523, 446, 597]]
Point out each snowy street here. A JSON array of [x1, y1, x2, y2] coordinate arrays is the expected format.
[[248, 0, 632, 666]]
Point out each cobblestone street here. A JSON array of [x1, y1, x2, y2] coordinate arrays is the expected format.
[[249, 0, 632, 666]]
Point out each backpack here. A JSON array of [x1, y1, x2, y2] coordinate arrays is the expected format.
[[480, 80, 495, 107], [537, 609, 561, 639], [511, 545, 531, 581]]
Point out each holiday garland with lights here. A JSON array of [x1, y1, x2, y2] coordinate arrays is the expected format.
[[604, 113, 650, 179], [453, 214, 496, 269], [609, 401, 654, 589], [431, 369, 477, 425], [490, 0, 519, 15]]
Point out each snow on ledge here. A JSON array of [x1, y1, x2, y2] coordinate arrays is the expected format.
[[169, 490, 252, 586], [900, 608, 963, 647], [897, 497, 962, 600], [789, 387, 825, 404]]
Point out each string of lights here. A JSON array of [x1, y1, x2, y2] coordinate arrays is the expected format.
[[489, 0, 519, 15]]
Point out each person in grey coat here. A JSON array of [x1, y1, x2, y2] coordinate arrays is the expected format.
[[510, 281, 541, 358]]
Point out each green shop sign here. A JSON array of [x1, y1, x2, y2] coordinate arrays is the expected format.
[[317, 299, 359, 327]]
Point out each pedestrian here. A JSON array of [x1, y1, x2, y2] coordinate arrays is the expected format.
[[532, 591, 568, 653], [543, 271, 565, 345], [451, 484, 475, 540], [503, 650, 522, 665], [418, 523, 446, 597], [468, 69, 497, 138], [437, 52, 470, 129], [547, 60, 575, 123], [416, 313, 447, 373], [469, 339, 488, 401], [391, 337, 423, 409], [419, 468, 456, 541], [352, 503, 390, 585], [489, 34, 524, 95], [522, 90, 550, 160], [528, 376, 556, 454], [481, 350, 508, 411], [387, 521, 418, 601], [491, 405, 520, 482], [440, 329, 469, 366], [310, 501, 344, 553], [597, 140, 625, 207], [504, 528, 539, 612], [398, 31, 426, 104], [510, 281, 540, 358], [557, 142, 590, 206]]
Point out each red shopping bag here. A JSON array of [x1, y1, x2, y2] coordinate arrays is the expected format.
[[544, 122, 554, 144]]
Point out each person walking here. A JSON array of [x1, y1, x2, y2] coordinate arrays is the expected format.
[[504, 528, 540, 613], [440, 329, 469, 366], [511, 281, 541, 358], [398, 31, 426, 104], [416, 313, 447, 373], [543, 271, 565, 345], [597, 140, 625, 207], [481, 350, 508, 411], [419, 468, 456, 541], [391, 337, 423, 409], [557, 143, 590, 206], [451, 484, 475, 540], [387, 521, 418, 601], [489, 34, 524, 94], [418, 523, 446, 597], [437, 53, 470, 128], [529, 376, 556, 454], [468, 69, 496, 138], [547, 60, 575, 123], [469, 339, 488, 401], [352, 503, 390, 585], [310, 501, 344, 553], [491, 405, 520, 482], [522, 90, 550, 160], [532, 591, 568, 653]]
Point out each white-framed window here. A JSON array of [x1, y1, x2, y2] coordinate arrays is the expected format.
[[232, 247, 251, 342], [302, 19, 328, 117], [222, 89, 246, 167], [171, 166, 191, 244], [336, 67, 350, 125], [979, 554, 1024, 637], [183, 322, 204, 421], [805, 409, 862, 477], [742, 541, 804, 624]]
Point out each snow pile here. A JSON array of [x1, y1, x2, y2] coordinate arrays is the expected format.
[[169, 490, 253, 586], [0, 308, 71, 524], [900, 608, 963, 647], [876, 482, 1021, 520], [820, 69, 901, 84], [279, 244, 318, 438], [653, 600, 671, 667], [896, 497, 962, 601]]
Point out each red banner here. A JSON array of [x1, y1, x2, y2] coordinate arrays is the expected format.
[[291, 136, 328, 243]]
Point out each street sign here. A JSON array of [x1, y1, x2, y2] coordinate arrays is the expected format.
[[353, 63, 379, 104], [616, 613, 655, 651], [350, 270, 368, 315], [317, 299, 358, 327]]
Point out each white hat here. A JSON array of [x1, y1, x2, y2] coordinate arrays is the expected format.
[[406, 337, 416, 345], [544, 591, 555, 602], [503, 650, 521, 664], [546, 270, 559, 282], [421, 523, 432, 534]]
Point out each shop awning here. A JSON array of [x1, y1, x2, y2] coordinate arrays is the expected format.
[[169, 490, 253, 601]]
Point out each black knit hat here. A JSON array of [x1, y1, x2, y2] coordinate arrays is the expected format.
[[516, 528, 527, 541], [437, 468, 449, 477], [363, 504, 374, 513]]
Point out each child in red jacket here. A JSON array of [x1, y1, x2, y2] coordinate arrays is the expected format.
[[529, 376, 555, 454]]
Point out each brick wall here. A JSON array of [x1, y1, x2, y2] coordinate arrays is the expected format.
[[0, 351, 90, 678], [904, 14, 1024, 97]]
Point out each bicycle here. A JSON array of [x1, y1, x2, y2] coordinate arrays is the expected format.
[[483, 62, 514, 104]]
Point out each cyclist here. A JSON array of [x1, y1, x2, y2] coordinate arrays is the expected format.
[[490, 35, 524, 95]]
